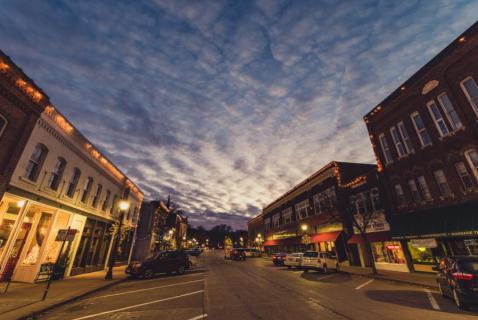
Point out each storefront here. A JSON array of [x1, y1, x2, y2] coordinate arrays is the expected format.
[[309, 230, 347, 262]]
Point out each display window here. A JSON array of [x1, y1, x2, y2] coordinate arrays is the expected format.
[[449, 238, 478, 256], [371, 241, 406, 264], [0, 201, 23, 259], [22, 211, 53, 265]]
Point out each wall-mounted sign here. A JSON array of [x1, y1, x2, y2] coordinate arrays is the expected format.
[[55, 229, 78, 242], [422, 80, 439, 95], [410, 238, 437, 248], [353, 212, 390, 234]]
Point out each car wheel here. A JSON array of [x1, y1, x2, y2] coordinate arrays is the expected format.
[[177, 265, 185, 275], [438, 282, 446, 297], [452, 288, 468, 310], [143, 268, 153, 280], [323, 265, 328, 274]]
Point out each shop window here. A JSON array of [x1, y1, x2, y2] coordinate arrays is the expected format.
[[416, 176, 432, 200], [48, 157, 67, 191], [24, 143, 48, 182], [437, 93, 463, 130], [378, 133, 393, 164], [91, 184, 102, 208], [0, 113, 7, 137], [22, 212, 53, 265], [371, 241, 406, 264], [407, 242, 436, 265], [460, 76, 478, 117], [454, 162, 475, 190], [464, 149, 478, 182], [102, 190, 111, 211], [393, 184, 406, 206], [0, 201, 23, 259], [66, 168, 81, 198], [410, 112, 432, 147], [433, 169, 452, 197], [80, 177, 93, 204]]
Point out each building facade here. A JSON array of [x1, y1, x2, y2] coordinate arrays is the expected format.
[[0, 55, 143, 283], [247, 215, 264, 249], [364, 22, 478, 273]]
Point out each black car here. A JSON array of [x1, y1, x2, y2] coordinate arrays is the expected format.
[[126, 250, 190, 279], [272, 252, 287, 266], [435, 256, 478, 309], [230, 248, 246, 261]]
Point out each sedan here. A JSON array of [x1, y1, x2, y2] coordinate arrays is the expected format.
[[126, 250, 190, 279], [284, 253, 303, 269], [272, 252, 287, 266]]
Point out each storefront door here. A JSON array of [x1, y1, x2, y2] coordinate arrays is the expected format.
[[0, 222, 32, 281]]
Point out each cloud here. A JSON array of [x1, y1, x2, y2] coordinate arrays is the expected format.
[[1, 0, 477, 229]]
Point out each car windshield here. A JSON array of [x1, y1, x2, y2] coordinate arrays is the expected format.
[[459, 260, 478, 273], [303, 252, 318, 258]]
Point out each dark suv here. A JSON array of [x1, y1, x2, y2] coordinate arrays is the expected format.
[[435, 256, 478, 309], [126, 250, 190, 279], [230, 248, 246, 261]]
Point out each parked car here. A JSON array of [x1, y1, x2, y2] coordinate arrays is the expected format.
[[244, 248, 262, 258], [301, 251, 339, 273], [272, 252, 287, 266], [435, 256, 478, 309], [230, 248, 247, 261], [284, 253, 303, 269], [187, 247, 201, 257], [126, 250, 190, 279]]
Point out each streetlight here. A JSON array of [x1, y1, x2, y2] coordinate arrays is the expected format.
[[105, 199, 130, 280], [301, 224, 308, 232]]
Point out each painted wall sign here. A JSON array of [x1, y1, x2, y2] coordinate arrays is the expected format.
[[422, 80, 439, 95]]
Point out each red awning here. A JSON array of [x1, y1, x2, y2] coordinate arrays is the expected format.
[[264, 237, 301, 247], [310, 231, 342, 243], [347, 231, 390, 244]]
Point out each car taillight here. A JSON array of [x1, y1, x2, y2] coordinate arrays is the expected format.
[[453, 272, 474, 281]]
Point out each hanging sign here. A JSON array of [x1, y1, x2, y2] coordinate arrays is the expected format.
[[55, 229, 78, 241]]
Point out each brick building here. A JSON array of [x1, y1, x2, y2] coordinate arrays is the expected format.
[[247, 215, 264, 249], [364, 22, 478, 273]]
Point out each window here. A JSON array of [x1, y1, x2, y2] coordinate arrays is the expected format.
[[411, 112, 432, 147], [282, 208, 292, 225], [416, 176, 432, 200], [81, 177, 93, 203], [272, 214, 280, 228], [0, 113, 7, 137], [111, 194, 119, 214], [48, 157, 66, 191], [433, 169, 452, 197], [24, 144, 48, 181], [370, 188, 382, 210], [313, 187, 336, 214], [295, 200, 309, 220], [66, 168, 81, 198], [465, 149, 478, 182], [408, 179, 422, 202], [102, 190, 111, 211], [397, 122, 414, 153], [427, 100, 449, 137], [264, 218, 271, 231], [461, 77, 478, 116], [92, 184, 102, 208], [437, 93, 463, 130], [355, 195, 366, 214], [390, 126, 407, 157], [378, 133, 393, 164], [455, 162, 474, 190], [394, 184, 406, 206]]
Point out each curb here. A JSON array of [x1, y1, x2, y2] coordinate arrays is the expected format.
[[341, 271, 438, 289], [16, 278, 128, 320]]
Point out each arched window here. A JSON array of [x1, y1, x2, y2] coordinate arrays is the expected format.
[[48, 157, 67, 191], [464, 149, 478, 183], [0, 113, 7, 137], [81, 177, 93, 203], [24, 143, 48, 182], [66, 168, 81, 198], [92, 184, 102, 208], [111, 194, 119, 214], [101, 190, 111, 211]]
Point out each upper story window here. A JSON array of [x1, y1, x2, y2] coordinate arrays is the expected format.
[[378, 133, 393, 164], [92, 184, 102, 208], [80, 177, 93, 203], [102, 190, 111, 211], [354, 195, 367, 214], [408, 179, 422, 203], [295, 200, 309, 220], [390, 126, 407, 158], [437, 93, 463, 130], [370, 188, 382, 210], [394, 184, 406, 206], [411, 112, 432, 147], [416, 176, 432, 200], [454, 162, 475, 191], [282, 208, 292, 225], [313, 186, 336, 214], [464, 149, 478, 182], [272, 214, 280, 228], [433, 169, 452, 197], [66, 168, 81, 198], [397, 122, 414, 154], [111, 194, 119, 214], [24, 143, 48, 182], [0, 113, 7, 137], [461, 77, 478, 117], [264, 217, 271, 231], [48, 157, 67, 191], [427, 100, 450, 137]]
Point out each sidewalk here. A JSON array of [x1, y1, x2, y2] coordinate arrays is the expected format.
[[0, 266, 128, 320], [340, 265, 438, 288]]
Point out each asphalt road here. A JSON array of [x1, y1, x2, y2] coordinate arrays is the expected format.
[[37, 251, 477, 320]]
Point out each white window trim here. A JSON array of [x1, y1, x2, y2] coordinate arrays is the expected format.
[[0, 113, 7, 137], [295, 200, 309, 220], [465, 149, 478, 182], [378, 133, 393, 164], [390, 126, 406, 158], [460, 76, 478, 118], [397, 121, 413, 154], [410, 111, 432, 148], [437, 92, 463, 131], [426, 100, 449, 138], [282, 208, 292, 224]]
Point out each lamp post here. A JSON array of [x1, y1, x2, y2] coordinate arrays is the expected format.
[[301, 224, 310, 249], [105, 200, 130, 280]]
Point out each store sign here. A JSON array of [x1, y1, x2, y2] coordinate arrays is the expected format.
[[353, 212, 390, 234], [410, 238, 437, 248], [273, 232, 296, 240], [55, 229, 78, 242]]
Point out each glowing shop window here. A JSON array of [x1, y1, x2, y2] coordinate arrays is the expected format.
[[23, 212, 52, 265]]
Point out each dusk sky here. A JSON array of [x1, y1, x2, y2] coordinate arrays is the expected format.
[[1, 1, 477, 229]]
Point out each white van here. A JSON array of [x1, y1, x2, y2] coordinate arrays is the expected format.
[[301, 251, 339, 273]]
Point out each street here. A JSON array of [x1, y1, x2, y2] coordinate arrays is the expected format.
[[36, 251, 476, 320]]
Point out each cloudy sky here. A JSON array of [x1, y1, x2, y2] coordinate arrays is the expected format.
[[1, 1, 477, 229]]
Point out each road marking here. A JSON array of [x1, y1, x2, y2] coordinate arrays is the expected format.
[[355, 279, 374, 290], [187, 314, 208, 320], [92, 279, 204, 299], [317, 274, 336, 280], [424, 289, 440, 310], [72, 290, 204, 320]]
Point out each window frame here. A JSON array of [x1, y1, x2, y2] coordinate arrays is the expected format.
[[397, 121, 414, 154], [390, 126, 407, 158], [393, 184, 406, 206], [437, 92, 463, 131], [416, 176, 432, 201], [460, 76, 478, 117], [0, 113, 7, 137], [91, 184, 103, 208], [295, 200, 309, 220], [464, 149, 478, 183], [66, 168, 81, 198], [427, 100, 450, 137], [48, 157, 67, 191], [454, 161, 475, 191], [410, 111, 432, 147], [24, 143, 49, 182], [81, 177, 94, 204], [407, 179, 422, 203], [433, 169, 452, 197], [378, 133, 393, 164], [282, 207, 292, 225]]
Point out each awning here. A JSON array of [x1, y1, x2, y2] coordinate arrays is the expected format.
[[264, 237, 301, 247], [310, 231, 342, 243], [347, 231, 390, 244]]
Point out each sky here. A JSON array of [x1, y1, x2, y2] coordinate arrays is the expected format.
[[1, 1, 477, 230]]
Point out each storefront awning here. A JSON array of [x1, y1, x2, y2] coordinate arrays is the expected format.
[[347, 231, 390, 244], [310, 231, 342, 243]]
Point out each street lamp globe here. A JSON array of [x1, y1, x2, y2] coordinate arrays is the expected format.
[[118, 200, 130, 211], [301, 224, 308, 231], [257, 233, 262, 238]]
